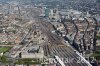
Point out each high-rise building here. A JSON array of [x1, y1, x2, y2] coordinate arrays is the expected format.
[[49, 9, 60, 21]]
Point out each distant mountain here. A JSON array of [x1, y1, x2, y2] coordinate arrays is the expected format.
[[0, 0, 97, 5], [97, 0, 100, 3], [0, 0, 10, 3]]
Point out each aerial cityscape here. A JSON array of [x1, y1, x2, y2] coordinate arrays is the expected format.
[[0, 0, 100, 66]]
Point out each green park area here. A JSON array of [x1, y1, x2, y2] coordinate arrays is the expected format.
[[15, 58, 42, 64], [0, 46, 11, 53], [91, 50, 100, 60], [0, 55, 11, 63], [96, 35, 100, 39], [0, 47, 12, 63]]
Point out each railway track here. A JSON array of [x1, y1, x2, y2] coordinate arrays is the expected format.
[[35, 18, 91, 66]]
